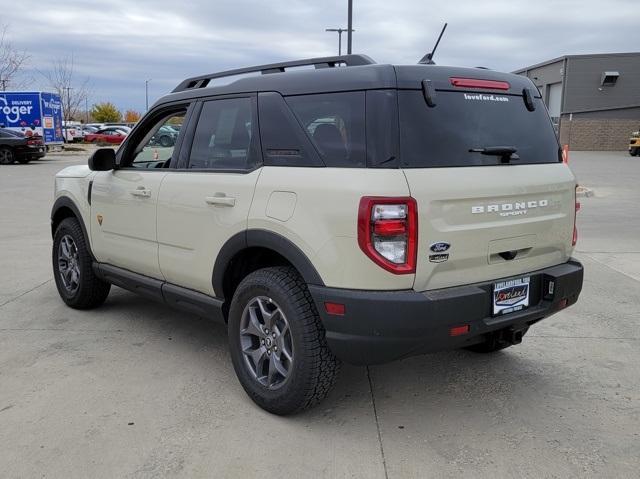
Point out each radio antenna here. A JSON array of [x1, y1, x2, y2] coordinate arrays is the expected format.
[[418, 23, 448, 65]]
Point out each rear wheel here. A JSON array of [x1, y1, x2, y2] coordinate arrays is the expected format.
[[0, 147, 14, 165], [52, 217, 111, 309], [228, 267, 340, 415]]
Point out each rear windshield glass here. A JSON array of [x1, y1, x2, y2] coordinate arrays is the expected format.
[[399, 90, 560, 168]]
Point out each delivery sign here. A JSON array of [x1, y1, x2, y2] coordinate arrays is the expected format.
[[0, 92, 64, 144], [40, 92, 64, 143], [0, 93, 40, 127]]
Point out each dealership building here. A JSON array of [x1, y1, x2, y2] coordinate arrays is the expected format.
[[514, 52, 640, 150]]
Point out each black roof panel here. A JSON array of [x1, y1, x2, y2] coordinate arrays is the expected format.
[[154, 57, 536, 108]]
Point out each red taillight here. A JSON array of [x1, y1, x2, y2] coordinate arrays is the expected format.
[[373, 219, 407, 236], [357, 197, 417, 274], [450, 77, 510, 90], [27, 138, 43, 145]]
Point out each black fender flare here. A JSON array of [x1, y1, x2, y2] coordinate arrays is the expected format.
[[212, 229, 325, 298], [51, 196, 94, 258]]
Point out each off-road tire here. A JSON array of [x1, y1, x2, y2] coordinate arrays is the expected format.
[[228, 266, 340, 415], [52, 217, 111, 309], [0, 147, 15, 165]]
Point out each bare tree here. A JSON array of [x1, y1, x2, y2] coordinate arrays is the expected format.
[[41, 55, 91, 125], [0, 24, 30, 91]]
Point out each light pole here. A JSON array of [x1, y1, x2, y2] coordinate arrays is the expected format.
[[325, 28, 354, 56], [145, 79, 151, 111], [347, 0, 353, 54]]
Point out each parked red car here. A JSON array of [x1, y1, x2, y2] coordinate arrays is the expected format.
[[84, 127, 127, 144]]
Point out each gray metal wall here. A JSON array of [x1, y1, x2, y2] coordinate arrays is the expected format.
[[517, 59, 564, 103], [564, 53, 640, 114]]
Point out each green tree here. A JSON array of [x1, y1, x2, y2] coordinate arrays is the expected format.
[[91, 102, 121, 122]]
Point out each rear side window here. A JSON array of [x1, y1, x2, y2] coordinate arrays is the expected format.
[[286, 92, 366, 168], [189, 97, 259, 170], [399, 90, 560, 167], [258, 92, 323, 168]]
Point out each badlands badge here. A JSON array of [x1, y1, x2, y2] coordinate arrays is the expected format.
[[429, 253, 449, 263], [97, 214, 103, 226]]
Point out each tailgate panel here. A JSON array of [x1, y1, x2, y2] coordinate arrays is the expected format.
[[403, 163, 576, 291]]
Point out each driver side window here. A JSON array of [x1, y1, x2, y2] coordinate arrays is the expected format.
[[128, 110, 186, 168]]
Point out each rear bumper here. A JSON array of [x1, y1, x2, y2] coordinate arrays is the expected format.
[[17, 146, 46, 160], [309, 259, 583, 365]]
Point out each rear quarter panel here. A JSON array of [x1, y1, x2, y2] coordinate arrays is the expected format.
[[249, 167, 414, 290]]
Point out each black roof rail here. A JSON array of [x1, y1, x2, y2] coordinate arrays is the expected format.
[[172, 54, 376, 93]]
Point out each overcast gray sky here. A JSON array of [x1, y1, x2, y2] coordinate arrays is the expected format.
[[3, 0, 639, 112]]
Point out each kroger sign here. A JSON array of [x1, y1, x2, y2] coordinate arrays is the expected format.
[[0, 97, 35, 124]]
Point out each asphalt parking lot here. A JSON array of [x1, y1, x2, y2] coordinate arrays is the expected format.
[[1, 151, 639, 478]]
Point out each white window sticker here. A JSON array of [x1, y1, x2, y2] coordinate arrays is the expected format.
[[463, 93, 509, 102]]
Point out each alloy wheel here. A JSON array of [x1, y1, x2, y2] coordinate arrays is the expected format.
[[239, 296, 294, 390], [57, 234, 80, 294]]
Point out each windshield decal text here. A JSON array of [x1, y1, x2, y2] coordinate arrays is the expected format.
[[463, 93, 509, 102]]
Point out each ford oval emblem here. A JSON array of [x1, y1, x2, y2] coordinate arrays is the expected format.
[[429, 242, 451, 253]]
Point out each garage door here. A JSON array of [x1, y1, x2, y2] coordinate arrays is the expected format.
[[547, 82, 562, 118]]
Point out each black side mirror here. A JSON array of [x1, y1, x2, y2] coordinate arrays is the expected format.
[[88, 148, 116, 171]]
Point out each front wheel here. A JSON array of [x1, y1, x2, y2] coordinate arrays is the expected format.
[[630, 148, 639, 157], [228, 267, 340, 415], [52, 217, 111, 309]]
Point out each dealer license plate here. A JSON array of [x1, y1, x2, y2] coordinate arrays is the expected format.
[[493, 276, 530, 316]]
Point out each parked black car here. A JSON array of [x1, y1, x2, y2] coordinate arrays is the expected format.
[[0, 129, 47, 164]]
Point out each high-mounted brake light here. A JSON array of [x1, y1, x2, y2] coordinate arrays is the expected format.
[[450, 77, 510, 90], [358, 197, 417, 274]]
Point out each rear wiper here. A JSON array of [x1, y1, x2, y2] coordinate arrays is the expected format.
[[469, 146, 520, 163]]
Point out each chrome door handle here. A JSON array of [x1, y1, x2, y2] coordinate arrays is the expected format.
[[205, 195, 236, 207], [130, 187, 151, 198]]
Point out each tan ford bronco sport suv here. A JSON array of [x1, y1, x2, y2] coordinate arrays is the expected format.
[[51, 54, 584, 414]]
